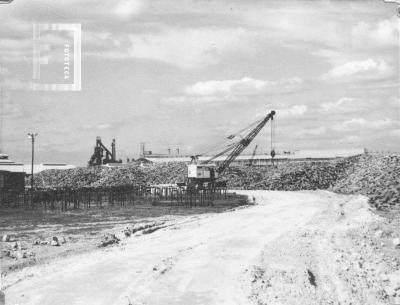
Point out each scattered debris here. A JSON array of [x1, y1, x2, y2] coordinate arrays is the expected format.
[[50, 236, 60, 247], [123, 228, 132, 237], [99, 233, 120, 247], [392, 238, 400, 249], [142, 226, 163, 235], [307, 269, 317, 287], [2, 234, 16, 242]]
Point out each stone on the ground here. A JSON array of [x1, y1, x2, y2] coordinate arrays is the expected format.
[[123, 228, 131, 237], [15, 251, 27, 260], [99, 233, 120, 247], [2, 234, 15, 242], [50, 236, 60, 246], [384, 286, 396, 296], [393, 238, 400, 249]]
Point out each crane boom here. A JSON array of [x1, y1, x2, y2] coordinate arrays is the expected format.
[[216, 110, 275, 174]]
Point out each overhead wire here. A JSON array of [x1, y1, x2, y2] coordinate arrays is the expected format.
[[199, 117, 264, 157]]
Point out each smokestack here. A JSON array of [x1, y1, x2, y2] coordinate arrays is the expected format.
[[140, 142, 145, 157], [112, 139, 116, 161]]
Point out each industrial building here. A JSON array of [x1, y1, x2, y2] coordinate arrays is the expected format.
[[0, 154, 25, 191], [23, 163, 76, 175], [0, 153, 75, 175], [0, 170, 25, 192], [139, 149, 364, 166]]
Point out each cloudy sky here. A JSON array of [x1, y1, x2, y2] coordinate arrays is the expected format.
[[0, 0, 399, 165]]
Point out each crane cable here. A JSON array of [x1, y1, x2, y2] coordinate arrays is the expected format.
[[227, 117, 264, 139], [199, 117, 263, 157]]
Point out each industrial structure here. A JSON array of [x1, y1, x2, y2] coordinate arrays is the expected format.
[[0, 170, 24, 192], [138, 149, 365, 166], [0, 153, 76, 192], [88, 137, 122, 166], [0, 154, 24, 191]]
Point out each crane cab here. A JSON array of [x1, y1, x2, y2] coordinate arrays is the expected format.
[[187, 164, 219, 189], [187, 164, 218, 180]]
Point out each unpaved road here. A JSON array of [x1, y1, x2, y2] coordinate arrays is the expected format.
[[4, 191, 399, 305]]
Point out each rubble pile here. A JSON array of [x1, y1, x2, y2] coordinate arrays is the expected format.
[[31, 163, 187, 189], [332, 154, 400, 210], [32, 167, 104, 189], [223, 157, 356, 191], [99, 233, 120, 247], [30, 154, 399, 209]]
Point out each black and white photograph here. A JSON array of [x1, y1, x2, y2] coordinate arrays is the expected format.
[[0, 0, 399, 304]]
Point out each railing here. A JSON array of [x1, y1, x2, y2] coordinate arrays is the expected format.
[[0, 185, 228, 211]]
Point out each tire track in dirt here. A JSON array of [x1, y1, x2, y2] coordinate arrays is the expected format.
[[244, 193, 392, 305]]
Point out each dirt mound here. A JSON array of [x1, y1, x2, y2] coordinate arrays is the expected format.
[[332, 154, 400, 210], [225, 154, 399, 210], [224, 157, 357, 191], [31, 163, 186, 189], [30, 154, 399, 210]]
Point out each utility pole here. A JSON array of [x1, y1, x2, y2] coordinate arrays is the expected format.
[[27, 133, 38, 190], [0, 85, 3, 153]]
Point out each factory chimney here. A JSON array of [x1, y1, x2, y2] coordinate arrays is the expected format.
[[112, 139, 116, 161], [140, 142, 145, 157]]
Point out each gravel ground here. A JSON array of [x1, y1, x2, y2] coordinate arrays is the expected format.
[[4, 191, 400, 305]]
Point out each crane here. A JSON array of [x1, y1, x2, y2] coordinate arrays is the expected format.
[[187, 110, 275, 189]]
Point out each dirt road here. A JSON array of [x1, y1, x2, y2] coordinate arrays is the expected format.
[[4, 191, 398, 305]]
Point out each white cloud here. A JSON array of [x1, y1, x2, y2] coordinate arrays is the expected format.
[[86, 27, 254, 68], [278, 105, 308, 118], [323, 59, 393, 82], [114, 0, 145, 18], [162, 95, 221, 104], [185, 77, 302, 96], [338, 135, 361, 144], [332, 117, 395, 132], [320, 97, 355, 112], [320, 97, 362, 113], [81, 124, 112, 131], [0, 79, 32, 90], [162, 77, 302, 104], [298, 126, 327, 136], [163, 77, 302, 104], [391, 129, 400, 137], [351, 17, 399, 49], [0, 66, 9, 76], [2, 103, 22, 118]]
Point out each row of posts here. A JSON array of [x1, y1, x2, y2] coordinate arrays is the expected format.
[[0, 185, 228, 211]]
